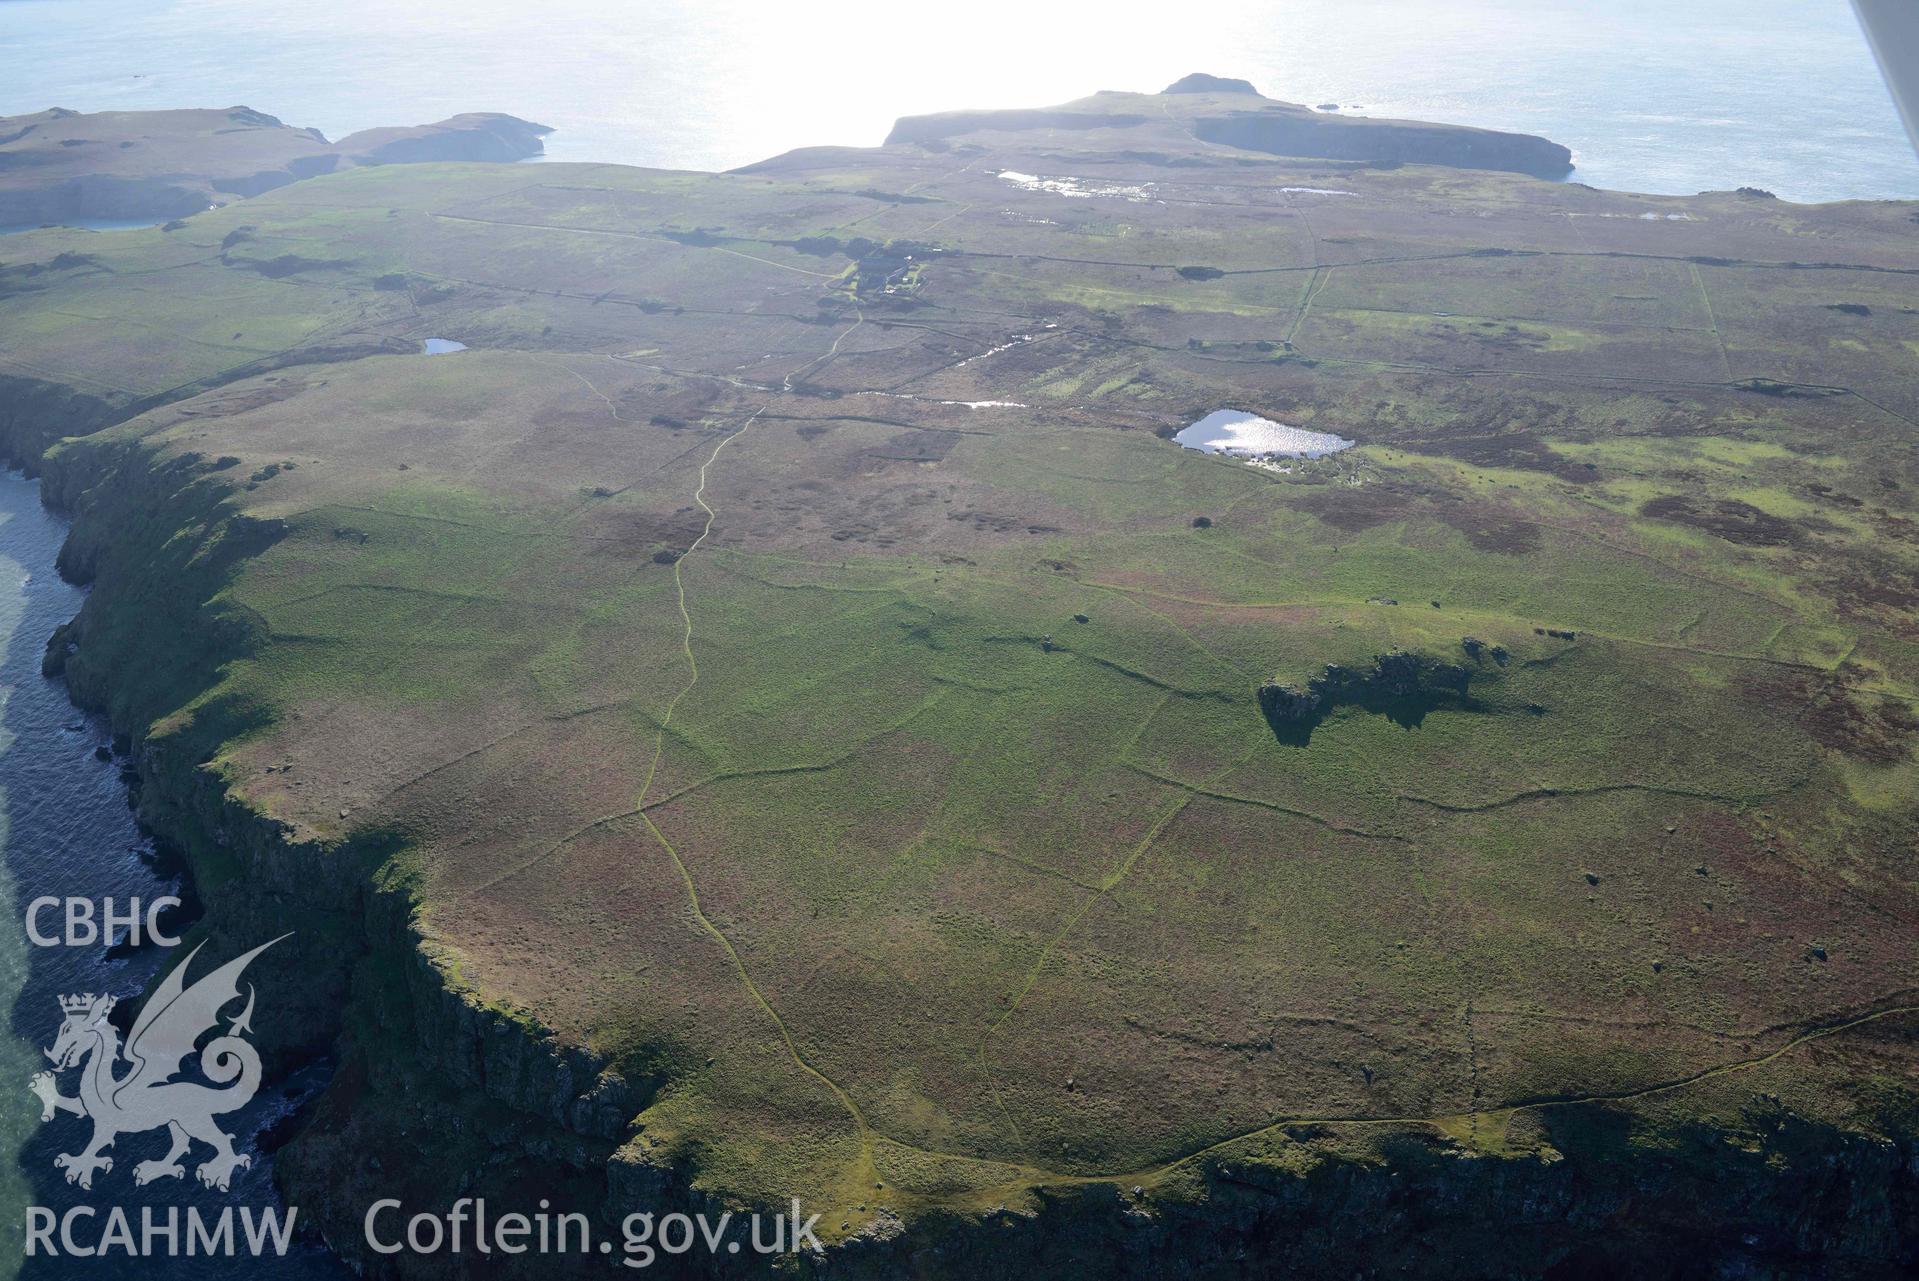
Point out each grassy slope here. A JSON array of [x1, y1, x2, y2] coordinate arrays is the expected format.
[[8, 128, 1919, 1235]]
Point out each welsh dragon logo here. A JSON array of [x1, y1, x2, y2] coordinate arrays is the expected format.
[[27, 936, 284, 1191]]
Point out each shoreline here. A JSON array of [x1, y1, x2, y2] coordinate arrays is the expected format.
[[0, 465, 341, 1277], [0, 0, 1913, 204]]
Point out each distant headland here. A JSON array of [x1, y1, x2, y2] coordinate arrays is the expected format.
[[0, 107, 551, 225], [882, 73, 1574, 180]]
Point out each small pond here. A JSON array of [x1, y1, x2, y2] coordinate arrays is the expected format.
[[421, 338, 468, 355], [1173, 410, 1353, 458]]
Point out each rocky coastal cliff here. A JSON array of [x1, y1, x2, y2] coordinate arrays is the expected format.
[[32, 429, 644, 1272]]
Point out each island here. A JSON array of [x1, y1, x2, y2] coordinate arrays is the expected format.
[[3, 75, 1915, 1278]]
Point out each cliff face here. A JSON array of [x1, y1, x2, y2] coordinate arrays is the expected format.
[[0, 372, 131, 475], [38, 433, 644, 1272], [803, 1129, 1919, 1281], [0, 106, 552, 226]]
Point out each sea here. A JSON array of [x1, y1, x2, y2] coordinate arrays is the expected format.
[[0, 0, 1911, 1275], [0, 478, 339, 1278], [0, 0, 1914, 202]]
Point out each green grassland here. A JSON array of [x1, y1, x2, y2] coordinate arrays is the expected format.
[[9, 107, 1919, 1245]]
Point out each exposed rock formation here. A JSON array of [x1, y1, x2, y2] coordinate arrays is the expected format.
[[1259, 650, 1475, 742]]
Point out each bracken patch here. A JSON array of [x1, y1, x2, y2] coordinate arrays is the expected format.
[[1739, 670, 1919, 765], [1432, 496, 1542, 555], [1293, 484, 1411, 533], [1640, 495, 1801, 547]]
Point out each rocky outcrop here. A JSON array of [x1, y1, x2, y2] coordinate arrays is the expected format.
[[1258, 649, 1475, 742], [0, 106, 552, 226]]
